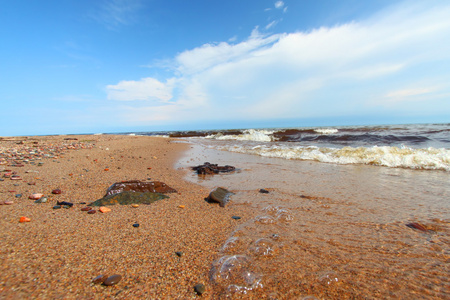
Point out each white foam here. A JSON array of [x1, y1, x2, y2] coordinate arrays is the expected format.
[[217, 144, 450, 171], [314, 128, 338, 134], [206, 129, 274, 142]]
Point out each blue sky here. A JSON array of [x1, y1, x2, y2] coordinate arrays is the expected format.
[[1, 0, 449, 136]]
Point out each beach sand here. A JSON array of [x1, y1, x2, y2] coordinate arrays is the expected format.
[[0, 135, 257, 299], [1, 135, 448, 299]]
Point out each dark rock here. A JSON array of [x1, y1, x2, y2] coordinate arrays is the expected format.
[[104, 180, 177, 197], [406, 222, 428, 232], [207, 187, 234, 207], [133, 223, 139, 228], [175, 251, 183, 257], [87, 210, 96, 214], [81, 207, 92, 211], [103, 274, 122, 286], [92, 274, 107, 284], [52, 189, 62, 194], [259, 189, 270, 194], [89, 191, 169, 207], [15, 194, 22, 198], [192, 162, 235, 175], [57, 201, 73, 207], [53, 205, 61, 209], [232, 216, 241, 220], [194, 283, 206, 295]]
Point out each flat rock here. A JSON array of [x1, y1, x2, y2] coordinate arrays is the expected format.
[[192, 162, 235, 175], [207, 187, 234, 207], [89, 191, 169, 207], [104, 180, 177, 196], [103, 274, 122, 286]]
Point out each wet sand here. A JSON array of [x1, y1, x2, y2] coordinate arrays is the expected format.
[[1, 135, 449, 299]]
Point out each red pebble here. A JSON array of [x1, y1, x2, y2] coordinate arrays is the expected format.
[[52, 189, 62, 194], [87, 210, 96, 214]]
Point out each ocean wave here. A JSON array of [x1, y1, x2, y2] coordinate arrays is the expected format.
[[206, 129, 275, 142], [314, 128, 339, 134], [217, 144, 450, 171]]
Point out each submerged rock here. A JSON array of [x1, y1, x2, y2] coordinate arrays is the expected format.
[[90, 191, 169, 206], [104, 180, 177, 196], [207, 187, 234, 207], [192, 162, 235, 175]]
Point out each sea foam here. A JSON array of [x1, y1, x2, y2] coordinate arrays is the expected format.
[[217, 144, 450, 171]]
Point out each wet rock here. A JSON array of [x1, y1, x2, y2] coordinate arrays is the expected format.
[[406, 222, 428, 232], [132, 223, 139, 228], [87, 209, 96, 214], [192, 162, 235, 175], [15, 194, 22, 198], [207, 187, 234, 207], [104, 180, 177, 196], [57, 201, 73, 207], [53, 205, 61, 209], [103, 274, 122, 286], [232, 216, 241, 220], [89, 191, 169, 207], [259, 189, 270, 194], [52, 189, 62, 194], [194, 283, 205, 295], [92, 274, 107, 284]]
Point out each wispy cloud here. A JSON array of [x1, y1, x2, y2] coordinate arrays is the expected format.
[[105, 1, 450, 126], [90, 0, 142, 29]]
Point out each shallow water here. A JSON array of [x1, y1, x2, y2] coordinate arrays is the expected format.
[[178, 143, 450, 299]]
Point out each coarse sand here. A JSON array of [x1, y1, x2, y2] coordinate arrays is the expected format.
[[0, 135, 256, 299]]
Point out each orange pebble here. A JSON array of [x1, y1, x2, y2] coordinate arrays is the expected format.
[[19, 216, 31, 223], [179, 205, 185, 208], [104, 168, 109, 171], [99, 207, 111, 213]]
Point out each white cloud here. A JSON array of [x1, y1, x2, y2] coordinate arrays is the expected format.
[[106, 78, 175, 102], [274, 1, 284, 9], [106, 1, 450, 126]]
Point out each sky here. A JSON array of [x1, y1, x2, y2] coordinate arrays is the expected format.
[[1, 0, 450, 136]]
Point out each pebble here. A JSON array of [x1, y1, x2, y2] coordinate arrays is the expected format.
[[259, 188, 270, 194], [53, 205, 61, 209], [81, 207, 92, 211], [63, 205, 71, 209], [35, 197, 48, 203], [87, 210, 96, 214], [19, 216, 31, 223], [52, 189, 62, 194], [4, 201, 13, 205], [99, 207, 111, 213], [92, 274, 107, 284], [103, 274, 122, 286], [15, 194, 22, 198], [131, 204, 139, 208], [175, 251, 183, 257], [132, 223, 139, 228], [232, 216, 241, 220], [29, 193, 44, 200], [179, 205, 185, 208], [194, 283, 205, 295]]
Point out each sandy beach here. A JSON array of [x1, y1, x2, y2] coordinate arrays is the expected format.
[[1, 135, 448, 299], [0, 135, 258, 299]]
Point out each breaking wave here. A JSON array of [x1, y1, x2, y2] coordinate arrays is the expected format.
[[206, 129, 275, 142], [216, 144, 450, 171]]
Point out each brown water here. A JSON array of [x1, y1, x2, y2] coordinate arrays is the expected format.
[[178, 143, 450, 299]]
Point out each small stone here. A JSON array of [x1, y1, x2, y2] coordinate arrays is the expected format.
[[19, 216, 31, 223], [15, 194, 22, 198], [87, 210, 96, 214], [53, 205, 61, 209], [10, 175, 22, 180], [63, 205, 71, 209], [4, 201, 13, 205], [92, 274, 107, 284], [103, 274, 122, 286], [52, 189, 62, 194], [132, 223, 139, 228], [259, 189, 270, 194], [57, 201, 73, 207], [175, 251, 183, 257], [232, 216, 241, 220], [179, 205, 185, 208], [35, 197, 48, 203], [194, 283, 205, 295], [81, 207, 92, 211], [99, 206, 111, 213], [207, 187, 234, 207], [131, 204, 139, 208], [29, 193, 44, 200]]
